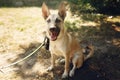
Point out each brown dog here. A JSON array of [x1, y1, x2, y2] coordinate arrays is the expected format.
[[42, 2, 94, 78]]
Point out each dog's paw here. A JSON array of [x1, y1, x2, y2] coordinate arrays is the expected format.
[[56, 58, 65, 65], [62, 72, 68, 79], [69, 70, 75, 77], [47, 66, 54, 72], [59, 59, 65, 64]]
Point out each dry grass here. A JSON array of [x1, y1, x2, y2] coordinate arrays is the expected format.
[[0, 7, 51, 80], [0, 7, 46, 53], [0, 7, 74, 80], [0, 7, 120, 80]]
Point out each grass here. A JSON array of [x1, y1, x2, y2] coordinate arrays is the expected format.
[[0, 7, 44, 58], [0, 6, 120, 80], [0, 7, 45, 49], [0, 7, 53, 80]]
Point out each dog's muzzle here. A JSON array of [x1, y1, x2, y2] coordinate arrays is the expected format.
[[49, 27, 60, 41]]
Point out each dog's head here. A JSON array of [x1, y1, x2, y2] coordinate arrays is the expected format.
[[42, 2, 66, 41]]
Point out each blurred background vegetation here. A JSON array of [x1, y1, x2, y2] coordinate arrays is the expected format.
[[0, 0, 120, 15], [68, 0, 120, 15], [0, 0, 66, 9]]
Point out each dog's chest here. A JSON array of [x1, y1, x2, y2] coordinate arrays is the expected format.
[[50, 41, 66, 56]]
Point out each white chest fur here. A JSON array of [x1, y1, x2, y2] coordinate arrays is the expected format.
[[49, 36, 68, 56]]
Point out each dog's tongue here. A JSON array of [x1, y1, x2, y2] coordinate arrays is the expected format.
[[51, 32, 57, 41]]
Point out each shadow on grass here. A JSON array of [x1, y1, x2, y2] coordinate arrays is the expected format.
[[10, 42, 53, 80], [7, 14, 120, 80], [65, 15, 120, 80], [7, 35, 108, 80]]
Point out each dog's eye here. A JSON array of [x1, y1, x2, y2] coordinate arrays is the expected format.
[[55, 18, 61, 23], [47, 19, 51, 23]]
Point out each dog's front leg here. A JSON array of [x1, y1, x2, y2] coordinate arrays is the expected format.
[[47, 53, 55, 71], [62, 54, 70, 78]]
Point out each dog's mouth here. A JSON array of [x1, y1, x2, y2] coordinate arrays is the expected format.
[[49, 27, 60, 41]]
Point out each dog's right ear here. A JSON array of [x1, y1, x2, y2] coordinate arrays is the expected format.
[[58, 2, 66, 20], [42, 2, 50, 19]]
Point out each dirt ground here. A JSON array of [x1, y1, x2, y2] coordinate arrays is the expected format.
[[0, 7, 120, 80]]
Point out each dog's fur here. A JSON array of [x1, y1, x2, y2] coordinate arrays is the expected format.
[[42, 2, 94, 78]]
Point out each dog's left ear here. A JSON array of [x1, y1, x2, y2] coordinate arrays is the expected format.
[[58, 2, 66, 20], [42, 2, 50, 19]]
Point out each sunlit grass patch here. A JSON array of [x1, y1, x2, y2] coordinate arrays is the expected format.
[[0, 7, 46, 54], [106, 16, 120, 23], [0, 7, 48, 79]]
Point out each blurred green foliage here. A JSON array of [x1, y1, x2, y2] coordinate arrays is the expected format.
[[0, 0, 66, 8], [68, 0, 95, 13], [0, 0, 120, 14], [68, 0, 120, 14]]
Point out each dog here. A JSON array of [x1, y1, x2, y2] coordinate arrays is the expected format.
[[42, 2, 94, 78]]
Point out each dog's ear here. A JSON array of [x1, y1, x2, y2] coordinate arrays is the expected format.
[[42, 2, 50, 19], [58, 2, 66, 20]]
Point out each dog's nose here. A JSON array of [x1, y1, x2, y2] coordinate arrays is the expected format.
[[49, 28, 56, 32]]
